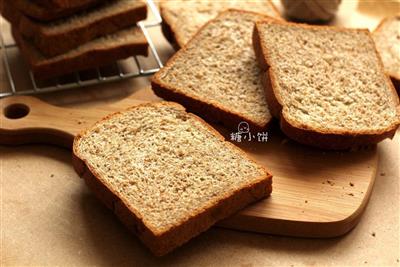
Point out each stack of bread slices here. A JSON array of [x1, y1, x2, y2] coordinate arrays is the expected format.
[[0, 0, 148, 79]]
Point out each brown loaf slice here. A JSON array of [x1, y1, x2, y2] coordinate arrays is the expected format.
[[32, 0, 101, 9], [12, 26, 148, 79], [253, 20, 400, 150], [7, 0, 103, 21], [152, 10, 274, 131], [373, 16, 400, 94], [160, 0, 281, 49], [72, 101, 272, 256], [1, 0, 147, 56]]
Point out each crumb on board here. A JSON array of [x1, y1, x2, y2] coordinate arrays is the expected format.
[[349, 182, 354, 187], [347, 193, 354, 196], [371, 232, 376, 237], [305, 200, 308, 203], [50, 174, 54, 177], [380, 172, 386, 176], [364, 261, 368, 264], [327, 180, 335, 186]]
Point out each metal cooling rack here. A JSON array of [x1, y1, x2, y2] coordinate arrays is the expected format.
[[0, 0, 163, 98]]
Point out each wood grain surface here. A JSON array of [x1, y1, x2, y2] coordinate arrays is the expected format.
[[0, 90, 378, 237]]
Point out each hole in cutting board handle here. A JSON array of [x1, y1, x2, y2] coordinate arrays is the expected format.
[[4, 103, 30, 119]]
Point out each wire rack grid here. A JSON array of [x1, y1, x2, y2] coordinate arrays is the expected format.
[[0, 0, 163, 98]]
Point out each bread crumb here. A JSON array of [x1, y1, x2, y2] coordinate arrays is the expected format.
[[305, 200, 308, 203], [371, 232, 376, 237], [349, 182, 354, 187], [364, 261, 368, 264], [327, 180, 335, 186], [380, 172, 385, 176], [50, 174, 54, 178], [347, 193, 354, 196]]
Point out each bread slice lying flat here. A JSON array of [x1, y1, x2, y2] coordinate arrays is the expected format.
[[253, 20, 400, 150], [373, 16, 400, 93], [73, 102, 272, 256], [12, 26, 148, 79], [160, 0, 281, 49], [8, 0, 102, 21], [2, 0, 147, 56], [152, 10, 273, 131], [32, 0, 100, 9]]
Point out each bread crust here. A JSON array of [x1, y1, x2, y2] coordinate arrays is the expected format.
[[159, 0, 282, 50], [2, 0, 147, 57], [152, 9, 276, 132], [253, 20, 400, 150], [12, 27, 148, 80], [72, 101, 272, 256], [10, 0, 102, 21]]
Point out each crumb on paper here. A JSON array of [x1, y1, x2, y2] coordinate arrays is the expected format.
[[349, 182, 354, 187], [327, 180, 335, 186], [364, 261, 368, 264], [371, 232, 376, 237], [380, 172, 385, 176]]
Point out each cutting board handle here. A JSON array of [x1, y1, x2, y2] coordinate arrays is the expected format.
[[1, 96, 89, 148], [0, 95, 147, 148]]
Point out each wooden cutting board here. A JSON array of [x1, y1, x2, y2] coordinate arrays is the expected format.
[[0, 88, 378, 238]]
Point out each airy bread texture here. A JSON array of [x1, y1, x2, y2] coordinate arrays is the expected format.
[[152, 10, 273, 131], [373, 16, 400, 93], [253, 20, 400, 150], [12, 26, 148, 79], [73, 102, 272, 256], [160, 0, 281, 49], [1, 0, 147, 56], [9, 0, 102, 21]]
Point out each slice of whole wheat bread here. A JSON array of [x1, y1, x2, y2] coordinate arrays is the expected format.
[[32, 0, 100, 9], [253, 20, 400, 150], [1, 0, 147, 57], [152, 10, 274, 131], [373, 16, 400, 94], [8, 0, 102, 21], [160, 0, 281, 49], [72, 101, 272, 256], [12, 26, 148, 79]]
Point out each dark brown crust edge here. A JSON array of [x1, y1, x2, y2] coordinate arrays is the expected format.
[[11, 27, 149, 80], [151, 80, 271, 133], [159, 4, 182, 50], [72, 101, 273, 256], [2, 1, 147, 57], [253, 21, 400, 150]]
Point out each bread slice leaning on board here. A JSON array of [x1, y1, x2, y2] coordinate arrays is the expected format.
[[152, 10, 275, 132], [373, 16, 400, 94], [1, 0, 147, 56], [159, 0, 281, 49], [253, 20, 400, 150], [72, 101, 273, 256]]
